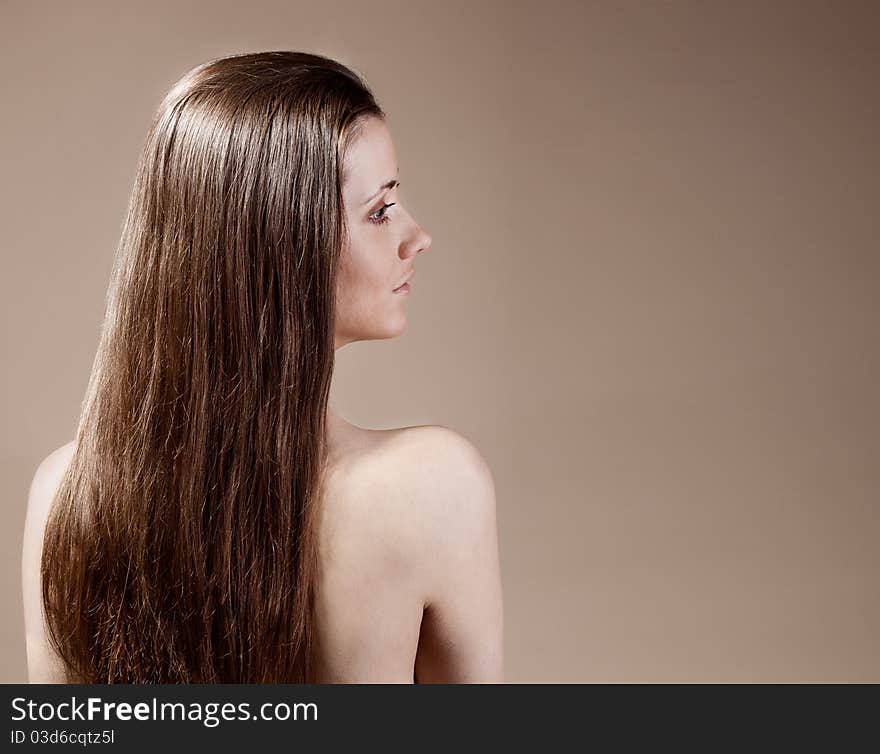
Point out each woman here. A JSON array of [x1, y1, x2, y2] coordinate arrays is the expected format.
[[21, 51, 503, 683]]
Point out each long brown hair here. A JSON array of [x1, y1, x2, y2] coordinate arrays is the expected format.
[[40, 51, 384, 682]]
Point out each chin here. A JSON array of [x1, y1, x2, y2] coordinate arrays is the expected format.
[[379, 316, 408, 340], [384, 322, 407, 340], [343, 312, 408, 343]]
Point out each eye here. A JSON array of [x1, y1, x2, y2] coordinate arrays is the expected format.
[[369, 202, 396, 226]]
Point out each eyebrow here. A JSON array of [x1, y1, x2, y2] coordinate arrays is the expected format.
[[362, 174, 400, 206]]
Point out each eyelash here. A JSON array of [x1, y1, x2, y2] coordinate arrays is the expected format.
[[369, 202, 396, 226]]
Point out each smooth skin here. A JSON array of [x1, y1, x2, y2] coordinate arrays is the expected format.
[[22, 116, 504, 683]]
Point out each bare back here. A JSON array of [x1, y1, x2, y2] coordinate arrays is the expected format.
[[22, 423, 504, 683]]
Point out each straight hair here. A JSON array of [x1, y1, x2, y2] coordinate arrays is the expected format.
[[41, 51, 384, 682]]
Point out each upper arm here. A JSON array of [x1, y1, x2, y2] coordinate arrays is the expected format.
[[22, 442, 75, 683], [411, 427, 504, 683]]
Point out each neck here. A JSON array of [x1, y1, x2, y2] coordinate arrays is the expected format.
[[326, 402, 361, 438], [324, 402, 363, 467]]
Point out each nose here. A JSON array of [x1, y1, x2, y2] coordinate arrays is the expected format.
[[404, 223, 432, 259]]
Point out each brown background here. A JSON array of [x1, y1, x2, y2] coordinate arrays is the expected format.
[[2, 0, 878, 682]]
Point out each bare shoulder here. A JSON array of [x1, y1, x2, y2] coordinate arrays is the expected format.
[[322, 423, 496, 552], [24, 440, 77, 554], [28, 441, 77, 507], [385, 424, 499, 571], [328, 423, 498, 594], [393, 424, 495, 485], [22, 440, 77, 683], [406, 426, 496, 547], [24, 440, 77, 551], [326, 423, 495, 514], [392, 424, 497, 514]]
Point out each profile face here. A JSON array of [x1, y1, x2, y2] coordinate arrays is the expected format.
[[335, 117, 432, 348]]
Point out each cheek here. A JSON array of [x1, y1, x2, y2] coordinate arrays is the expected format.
[[342, 241, 389, 292], [336, 247, 388, 316]]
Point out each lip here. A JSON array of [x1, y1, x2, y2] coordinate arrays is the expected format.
[[392, 270, 415, 292]]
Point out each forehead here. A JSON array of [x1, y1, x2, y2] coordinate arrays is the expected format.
[[342, 117, 398, 198]]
